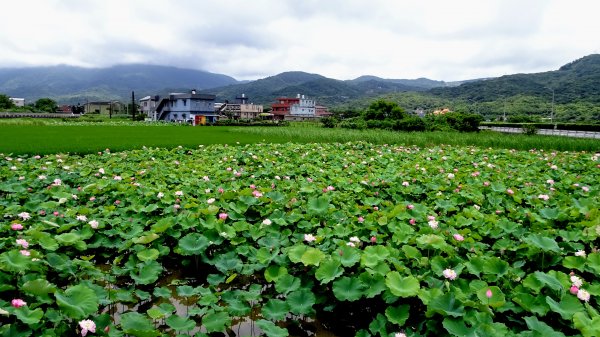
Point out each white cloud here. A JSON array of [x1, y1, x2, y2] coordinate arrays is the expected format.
[[0, 0, 599, 80]]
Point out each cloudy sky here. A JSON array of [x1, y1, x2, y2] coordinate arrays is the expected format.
[[1, 0, 599, 81]]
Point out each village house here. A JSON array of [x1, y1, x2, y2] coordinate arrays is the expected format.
[[217, 94, 263, 120], [270, 94, 328, 121], [139, 96, 159, 118], [84, 101, 124, 115], [152, 90, 217, 125], [9, 98, 25, 107]]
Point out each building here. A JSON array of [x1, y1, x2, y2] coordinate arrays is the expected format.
[[84, 101, 124, 115], [9, 98, 25, 107], [271, 94, 327, 120], [153, 90, 217, 124], [139, 96, 159, 118], [218, 94, 263, 120]]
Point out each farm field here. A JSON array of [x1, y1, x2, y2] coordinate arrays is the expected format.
[[1, 123, 600, 155], [1, 141, 599, 336]]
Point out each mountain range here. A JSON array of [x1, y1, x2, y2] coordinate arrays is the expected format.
[[1, 55, 599, 111]]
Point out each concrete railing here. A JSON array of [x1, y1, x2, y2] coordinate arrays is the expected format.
[[480, 126, 600, 139]]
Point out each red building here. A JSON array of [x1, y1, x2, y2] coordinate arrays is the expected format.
[[271, 97, 300, 120]]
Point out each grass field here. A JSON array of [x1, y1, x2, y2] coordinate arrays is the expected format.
[[1, 123, 600, 155]]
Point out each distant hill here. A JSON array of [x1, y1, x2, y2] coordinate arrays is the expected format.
[[0, 64, 238, 104], [203, 71, 437, 106], [429, 54, 600, 104]]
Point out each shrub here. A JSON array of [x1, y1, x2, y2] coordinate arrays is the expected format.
[[393, 117, 426, 131], [320, 116, 338, 128], [339, 118, 367, 130], [522, 124, 539, 135]]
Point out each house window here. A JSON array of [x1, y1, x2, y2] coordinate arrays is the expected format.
[[183, 99, 187, 106], [182, 114, 186, 120], [174, 114, 178, 119]]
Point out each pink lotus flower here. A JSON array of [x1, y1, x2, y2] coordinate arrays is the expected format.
[[443, 269, 457, 280], [304, 234, 316, 242], [326, 186, 335, 191], [89, 196, 96, 201], [402, 181, 409, 187], [218, 213, 228, 220], [113, 176, 122, 181], [175, 190, 183, 196], [218, 187, 224, 193], [453, 234, 464, 241], [76, 215, 88, 222], [483, 181, 490, 187], [11, 299, 26, 308], [252, 190, 263, 198], [20, 250, 30, 256], [207, 198, 215, 204], [373, 206, 379, 211], [486, 289, 493, 298], [79, 319, 96, 336], [409, 218, 416, 225], [11, 223, 23, 230], [570, 285, 579, 295], [88, 220, 99, 229], [349, 236, 360, 243], [173, 204, 180, 210], [407, 204, 414, 210], [114, 200, 121, 205], [357, 216, 364, 223], [370, 236, 377, 243], [575, 250, 586, 257], [16, 239, 29, 248], [428, 220, 439, 229], [262, 219, 272, 225], [538, 194, 550, 201], [18, 212, 31, 221], [577, 289, 590, 302], [506, 189, 514, 195]]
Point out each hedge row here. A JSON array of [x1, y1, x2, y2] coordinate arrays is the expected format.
[[481, 122, 600, 132]]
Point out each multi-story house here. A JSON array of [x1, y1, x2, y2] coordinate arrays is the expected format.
[[153, 90, 217, 124], [9, 98, 25, 107], [218, 94, 263, 120], [271, 94, 326, 120], [139, 96, 159, 118]]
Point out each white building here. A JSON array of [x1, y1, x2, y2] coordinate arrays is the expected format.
[[10, 98, 25, 107], [139, 96, 158, 119], [290, 94, 315, 116]]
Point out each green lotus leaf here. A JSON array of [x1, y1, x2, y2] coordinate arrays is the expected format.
[[262, 299, 290, 321], [359, 272, 386, 298], [385, 272, 420, 298], [307, 196, 330, 214], [416, 234, 452, 252], [130, 261, 163, 285], [177, 233, 209, 255], [287, 289, 316, 315], [315, 258, 344, 284], [133, 233, 160, 245], [385, 304, 410, 326], [137, 249, 159, 262], [202, 310, 231, 333], [275, 274, 301, 294], [54, 284, 99, 319], [300, 247, 325, 266], [0, 251, 32, 272], [332, 276, 365, 301], [539, 208, 560, 220], [512, 293, 550, 316], [29, 232, 59, 251], [150, 218, 174, 233], [256, 247, 278, 264], [287, 245, 308, 263], [533, 271, 564, 292], [213, 251, 242, 273], [481, 257, 509, 277], [176, 285, 197, 297], [55, 232, 81, 246], [21, 279, 56, 302], [14, 306, 43, 325], [256, 319, 289, 337], [402, 245, 421, 259], [146, 307, 165, 320], [563, 256, 586, 270], [166, 314, 196, 331], [476, 286, 505, 308], [524, 316, 566, 337], [338, 245, 361, 267], [443, 318, 478, 337], [546, 295, 584, 320], [361, 246, 390, 268], [573, 312, 600, 337], [264, 265, 287, 283], [153, 287, 171, 298], [368, 313, 388, 336], [524, 235, 560, 252], [428, 292, 465, 317], [120, 312, 159, 336], [587, 253, 600, 274]]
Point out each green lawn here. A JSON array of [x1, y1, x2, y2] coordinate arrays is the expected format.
[[1, 123, 600, 155]]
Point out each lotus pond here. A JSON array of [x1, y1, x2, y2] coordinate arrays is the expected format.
[[1, 142, 599, 337]]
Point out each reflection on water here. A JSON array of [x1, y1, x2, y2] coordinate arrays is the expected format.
[[101, 269, 341, 337]]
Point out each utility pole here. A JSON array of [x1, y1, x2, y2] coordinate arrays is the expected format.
[[109, 101, 112, 119], [131, 91, 136, 121], [550, 88, 555, 123]]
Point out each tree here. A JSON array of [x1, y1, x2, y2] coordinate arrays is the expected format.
[[0, 94, 15, 110], [34, 98, 58, 113], [363, 100, 406, 120]]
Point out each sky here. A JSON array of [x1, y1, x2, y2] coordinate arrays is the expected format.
[[1, 0, 599, 81]]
